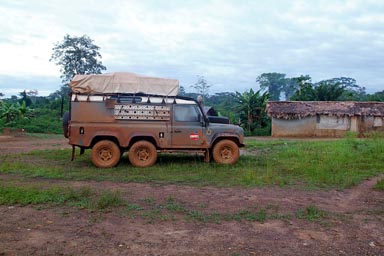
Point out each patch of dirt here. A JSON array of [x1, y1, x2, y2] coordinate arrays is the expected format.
[[0, 135, 383, 255], [0, 135, 69, 155]]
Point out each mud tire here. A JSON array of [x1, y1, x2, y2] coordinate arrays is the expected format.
[[212, 140, 239, 164], [128, 141, 157, 168], [62, 112, 70, 138], [91, 140, 121, 168]]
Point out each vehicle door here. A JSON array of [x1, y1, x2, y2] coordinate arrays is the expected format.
[[171, 104, 205, 147]]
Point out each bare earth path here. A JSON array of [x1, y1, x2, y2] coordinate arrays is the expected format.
[[0, 135, 383, 255]]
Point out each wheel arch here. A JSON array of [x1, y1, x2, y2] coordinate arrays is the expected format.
[[128, 136, 158, 149], [91, 136, 120, 148], [211, 136, 241, 149]]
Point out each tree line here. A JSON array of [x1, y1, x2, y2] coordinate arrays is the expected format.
[[1, 35, 383, 136]]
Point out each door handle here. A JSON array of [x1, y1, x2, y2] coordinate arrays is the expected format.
[[174, 130, 182, 133]]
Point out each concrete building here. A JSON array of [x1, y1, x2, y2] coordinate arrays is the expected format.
[[266, 101, 384, 137]]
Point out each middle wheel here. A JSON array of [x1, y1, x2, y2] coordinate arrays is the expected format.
[[128, 141, 157, 167]]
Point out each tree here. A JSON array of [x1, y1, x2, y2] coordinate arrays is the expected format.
[[19, 90, 32, 107], [27, 90, 38, 104], [287, 75, 312, 100], [290, 77, 366, 101], [366, 90, 384, 102], [206, 92, 236, 121], [50, 34, 107, 84], [191, 76, 211, 102], [0, 101, 29, 124], [50, 34, 106, 116], [234, 88, 269, 132], [179, 86, 186, 96], [0, 101, 18, 123], [0, 92, 4, 99], [48, 86, 71, 117], [256, 73, 287, 101], [315, 80, 345, 101], [325, 77, 366, 101]]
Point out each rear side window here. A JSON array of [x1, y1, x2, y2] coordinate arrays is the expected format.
[[110, 96, 142, 103], [174, 105, 199, 122]]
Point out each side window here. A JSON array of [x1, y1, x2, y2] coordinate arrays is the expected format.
[[174, 105, 199, 122]]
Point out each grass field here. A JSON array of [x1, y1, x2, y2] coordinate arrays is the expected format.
[[1, 137, 383, 189]]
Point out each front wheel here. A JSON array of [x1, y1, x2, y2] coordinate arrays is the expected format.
[[91, 140, 121, 168], [212, 140, 239, 164], [128, 141, 157, 168]]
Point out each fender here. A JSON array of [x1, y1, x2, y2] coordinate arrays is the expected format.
[[70, 128, 122, 148], [127, 131, 160, 147], [211, 132, 244, 147]]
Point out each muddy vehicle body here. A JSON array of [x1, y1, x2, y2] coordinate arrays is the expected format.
[[64, 72, 244, 168]]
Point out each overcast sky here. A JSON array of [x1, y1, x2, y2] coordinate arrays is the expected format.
[[0, 0, 383, 97]]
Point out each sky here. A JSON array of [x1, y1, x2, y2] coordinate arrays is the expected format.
[[0, 0, 383, 98]]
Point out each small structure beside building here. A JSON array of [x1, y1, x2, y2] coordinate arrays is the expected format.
[[266, 101, 384, 137]]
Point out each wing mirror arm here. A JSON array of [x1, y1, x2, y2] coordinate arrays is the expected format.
[[199, 113, 208, 127]]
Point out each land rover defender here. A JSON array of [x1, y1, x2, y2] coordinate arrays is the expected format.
[[63, 72, 244, 168]]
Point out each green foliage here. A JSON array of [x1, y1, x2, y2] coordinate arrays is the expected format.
[[315, 80, 346, 101], [205, 92, 237, 121], [256, 73, 305, 101], [256, 72, 287, 101], [0, 100, 31, 124], [295, 205, 327, 221], [0, 101, 19, 123], [50, 34, 106, 84], [290, 77, 367, 101], [94, 190, 124, 210], [0, 99, 64, 134], [366, 90, 384, 102], [234, 88, 270, 133], [19, 90, 32, 106]]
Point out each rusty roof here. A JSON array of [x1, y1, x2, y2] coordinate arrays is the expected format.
[[266, 101, 384, 120]]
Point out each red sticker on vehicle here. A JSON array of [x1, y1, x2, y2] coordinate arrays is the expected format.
[[190, 134, 199, 140]]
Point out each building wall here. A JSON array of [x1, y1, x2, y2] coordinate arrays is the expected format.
[[271, 115, 384, 137], [360, 116, 384, 134], [271, 117, 316, 137], [315, 116, 350, 137]]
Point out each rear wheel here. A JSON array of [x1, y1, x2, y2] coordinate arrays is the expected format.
[[91, 140, 121, 168], [212, 140, 239, 164], [128, 141, 157, 168]]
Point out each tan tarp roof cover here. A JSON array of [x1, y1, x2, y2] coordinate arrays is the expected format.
[[69, 72, 179, 96]]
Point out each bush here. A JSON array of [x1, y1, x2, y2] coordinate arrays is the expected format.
[[0, 107, 62, 134]]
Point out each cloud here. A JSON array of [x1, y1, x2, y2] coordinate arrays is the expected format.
[[0, 0, 383, 97]]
